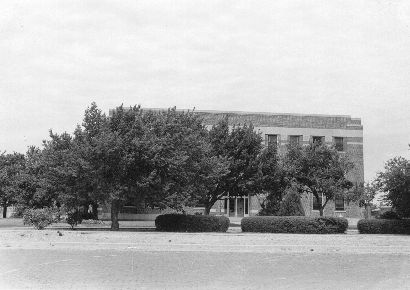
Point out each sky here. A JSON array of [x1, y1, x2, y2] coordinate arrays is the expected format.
[[1, 0, 409, 182]]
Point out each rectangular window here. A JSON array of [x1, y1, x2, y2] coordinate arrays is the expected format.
[[335, 196, 345, 211], [313, 194, 322, 210], [223, 198, 227, 214], [265, 134, 278, 146], [245, 197, 249, 215], [289, 135, 302, 146], [312, 136, 324, 145], [334, 137, 344, 152]]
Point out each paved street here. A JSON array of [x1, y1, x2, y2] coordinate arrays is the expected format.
[[1, 248, 410, 289], [1, 230, 410, 289]]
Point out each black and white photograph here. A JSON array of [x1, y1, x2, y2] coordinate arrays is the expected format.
[[1, 1, 409, 289]]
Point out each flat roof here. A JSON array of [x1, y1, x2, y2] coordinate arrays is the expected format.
[[143, 108, 358, 120]]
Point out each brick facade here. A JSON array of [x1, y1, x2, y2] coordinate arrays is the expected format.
[[201, 110, 365, 219]]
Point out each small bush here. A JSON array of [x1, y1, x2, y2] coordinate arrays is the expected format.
[[155, 214, 230, 232], [241, 216, 348, 234], [66, 210, 83, 229], [357, 219, 410, 235], [23, 208, 58, 230], [277, 187, 305, 216], [378, 211, 400, 220]]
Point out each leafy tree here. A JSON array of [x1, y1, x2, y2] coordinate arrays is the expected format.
[[141, 108, 212, 213], [345, 182, 377, 219], [189, 153, 230, 215], [256, 144, 289, 215], [286, 143, 354, 216], [375, 156, 410, 218], [198, 118, 263, 214], [80, 104, 144, 230], [42, 130, 96, 219], [13, 129, 95, 223], [14, 146, 49, 211], [80, 104, 213, 229], [0, 152, 25, 218]]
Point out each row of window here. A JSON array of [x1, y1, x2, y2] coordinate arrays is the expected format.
[[265, 134, 345, 151]]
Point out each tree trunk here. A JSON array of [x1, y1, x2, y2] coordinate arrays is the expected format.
[[204, 205, 211, 215], [2, 205, 7, 218], [319, 207, 324, 217], [111, 200, 120, 231], [364, 204, 371, 219]]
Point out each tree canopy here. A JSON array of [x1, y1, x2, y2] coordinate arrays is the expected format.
[[0, 152, 25, 218], [76, 104, 214, 229], [375, 156, 410, 218], [196, 117, 263, 214], [284, 143, 354, 216]]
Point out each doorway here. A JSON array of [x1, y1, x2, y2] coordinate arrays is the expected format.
[[237, 198, 244, 217], [226, 196, 249, 217]]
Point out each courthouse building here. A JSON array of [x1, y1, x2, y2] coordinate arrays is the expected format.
[[198, 110, 364, 219], [102, 110, 365, 220]]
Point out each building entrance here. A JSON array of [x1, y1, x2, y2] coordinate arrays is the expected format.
[[225, 196, 249, 217]]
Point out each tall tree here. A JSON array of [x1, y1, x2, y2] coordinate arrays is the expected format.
[[286, 143, 354, 216], [82, 104, 144, 230], [0, 152, 25, 218], [197, 118, 263, 214], [82, 104, 213, 229], [375, 156, 410, 218], [41, 130, 95, 218], [15, 146, 50, 210], [141, 108, 212, 212], [255, 144, 289, 216]]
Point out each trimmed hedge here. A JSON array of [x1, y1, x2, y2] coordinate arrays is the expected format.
[[241, 216, 348, 234], [155, 214, 230, 232], [357, 219, 410, 235], [379, 211, 401, 220]]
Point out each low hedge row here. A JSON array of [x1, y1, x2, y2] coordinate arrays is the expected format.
[[357, 219, 410, 235], [241, 216, 348, 234], [155, 214, 230, 232]]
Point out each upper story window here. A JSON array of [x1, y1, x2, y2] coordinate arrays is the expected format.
[[265, 134, 279, 147], [312, 136, 324, 145], [289, 135, 302, 146], [334, 137, 344, 152]]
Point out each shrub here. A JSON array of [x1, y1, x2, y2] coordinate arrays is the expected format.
[[23, 208, 58, 230], [155, 214, 230, 232], [258, 196, 281, 216], [241, 216, 348, 234], [378, 211, 401, 220], [357, 219, 410, 234], [277, 187, 305, 216], [66, 210, 83, 229]]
